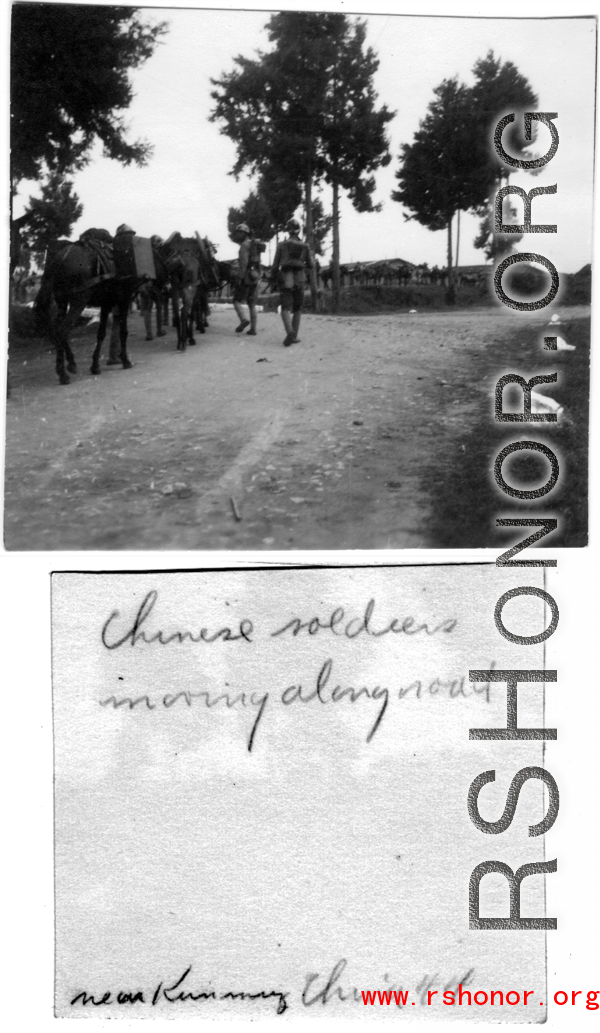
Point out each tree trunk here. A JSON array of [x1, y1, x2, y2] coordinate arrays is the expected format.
[[304, 173, 319, 312], [332, 179, 340, 312], [445, 214, 456, 305], [455, 209, 460, 269]]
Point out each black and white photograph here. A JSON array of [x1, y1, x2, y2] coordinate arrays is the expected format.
[[2, 2, 599, 1032], [6, 3, 594, 550]]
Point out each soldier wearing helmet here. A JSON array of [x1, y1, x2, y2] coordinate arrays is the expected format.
[[232, 223, 259, 336], [271, 218, 314, 347]]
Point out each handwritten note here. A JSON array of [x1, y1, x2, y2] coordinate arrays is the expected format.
[[52, 567, 549, 1019]]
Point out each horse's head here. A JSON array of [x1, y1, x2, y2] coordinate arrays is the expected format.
[[193, 235, 221, 289], [205, 240, 222, 288]]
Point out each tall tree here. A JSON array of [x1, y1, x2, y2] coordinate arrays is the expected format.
[[469, 51, 538, 192], [470, 51, 538, 262], [316, 17, 394, 305], [210, 12, 394, 309], [20, 173, 84, 268], [308, 196, 333, 257], [393, 53, 537, 302], [259, 169, 303, 237], [473, 207, 522, 263], [392, 78, 478, 303], [11, 4, 167, 191]]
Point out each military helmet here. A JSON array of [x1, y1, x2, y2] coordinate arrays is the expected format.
[[236, 223, 250, 234], [116, 223, 135, 235], [287, 218, 301, 233]]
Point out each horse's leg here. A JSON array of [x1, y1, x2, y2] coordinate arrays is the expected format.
[[64, 331, 77, 375], [140, 290, 153, 341], [194, 291, 205, 333], [55, 332, 69, 386], [193, 293, 201, 332], [118, 296, 133, 370], [160, 291, 169, 332], [58, 295, 83, 376], [107, 305, 121, 364], [171, 290, 183, 350], [55, 296, 85, 384], [53, 298, 70, 384], [91, 302, 112, 374], [154, 287, 166, 336], [182, 285, 196, 346], [200, 291, 209, 331]]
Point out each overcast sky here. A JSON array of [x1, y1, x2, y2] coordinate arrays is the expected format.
[[11, 2, 596, 271]]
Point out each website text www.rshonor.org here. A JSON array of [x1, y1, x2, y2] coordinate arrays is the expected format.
[[361, 987, 599, 1009]]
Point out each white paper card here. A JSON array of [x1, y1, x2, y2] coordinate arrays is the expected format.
[[53, 566, 552, 1020]]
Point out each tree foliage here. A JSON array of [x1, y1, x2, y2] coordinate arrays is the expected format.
[[228, 192, 276, 245], [473, 206, 522, 262], [211, 13, 342, 184], [11, 3, 167, 189], [392, 52, 537, 299], [470, 51, 538, 262], [392, 79, 478, 231], [228, 176, 331, 255], [259, 168, 303, 236], [469, 51, 538, 191], [228, 171, 302, 243], [20, 173, 84, 266], [309, 197, 333, 257], [210, 12, 394, 306]]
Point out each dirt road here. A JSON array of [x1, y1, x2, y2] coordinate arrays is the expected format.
[[4, 304, 588, 551]]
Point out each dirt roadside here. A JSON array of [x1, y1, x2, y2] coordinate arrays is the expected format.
[[4, 304, 589, 551]]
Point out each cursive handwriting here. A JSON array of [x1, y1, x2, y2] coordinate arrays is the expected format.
[[153, 966, 288, 1014], [302, 959, 476, 1008], [303, 959, 361, 1006], [282, 659, 389, 742], [69, 961, 476, 1013], [71, 966, 289, 1014], [99, 661, 495, 751], [271, 598, 457, 640], [102, 590, 254, 649], [100, 688, 268, 752]]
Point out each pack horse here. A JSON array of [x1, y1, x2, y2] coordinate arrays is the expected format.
[[159, 232, 221, 351], [37, 226, 160, 385]]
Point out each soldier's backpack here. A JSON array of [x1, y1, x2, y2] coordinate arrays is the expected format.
[[281, 239, 306, 269], [246, 238, 265, 282]]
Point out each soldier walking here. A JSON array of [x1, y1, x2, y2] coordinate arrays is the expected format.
[[271, 219, 314, 347], [232, 223, 260, 336]]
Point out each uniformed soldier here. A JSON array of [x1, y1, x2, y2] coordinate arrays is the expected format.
[[232, 223, 260, 336], [271, 219, 314, 347]]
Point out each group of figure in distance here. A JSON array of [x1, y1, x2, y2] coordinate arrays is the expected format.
[[232, 218, 313, 347], [37, 217, 314, 384]]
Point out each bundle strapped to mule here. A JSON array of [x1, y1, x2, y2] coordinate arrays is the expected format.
[[113, 229, 156, 281], [78, 229, 116, 287], [61, 228, 158, 294]]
